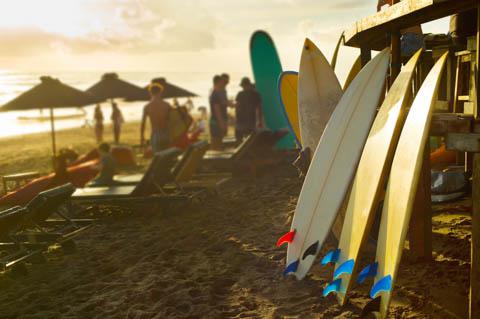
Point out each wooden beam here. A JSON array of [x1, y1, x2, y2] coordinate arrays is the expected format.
[[446, 133, 480, 152], [430, 113, 473, 136], [344, 0, 477, 50], [409, 143, 432, 261], [390, 31, 402, 86], [360, 47, 372, 67], [471, 152, 480, 318]]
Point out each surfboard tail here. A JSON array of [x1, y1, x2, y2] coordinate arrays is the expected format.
[[283, 259, 299, 276], [370, 275, 392, 299], [276, 230, 296, 247], [323, 278, 345, 297], [333, 259, 355, 280], [320, 249, 341, 265]]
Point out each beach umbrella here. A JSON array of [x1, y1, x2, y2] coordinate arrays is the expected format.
[[125, 77, 197, 101], [1, 76, 97, 157], [86, 72, 146, 102]]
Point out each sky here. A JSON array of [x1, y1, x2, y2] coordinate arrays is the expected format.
[[0, 0, 449, 83]]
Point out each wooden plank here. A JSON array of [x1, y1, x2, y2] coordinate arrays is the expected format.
[[430, 113, 473, 136], [446, 133, 480, 152], [471, 152, 480, 319], [409, 143, 431, 261], [344, 0, 477, 50]]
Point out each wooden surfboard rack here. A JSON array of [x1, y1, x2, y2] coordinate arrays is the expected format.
[[343, 0, 479, 317]]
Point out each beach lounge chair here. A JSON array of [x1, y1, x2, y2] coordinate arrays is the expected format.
[[168, 140, 231, 192], [0, 206, 43, 271], [71, 148, 196, 204], [115, 141, 230, 193], [15, 184, 94, 246], [201, 129, 288, 176]]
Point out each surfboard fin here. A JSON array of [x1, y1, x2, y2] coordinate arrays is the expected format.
[[276, 230, 296, 247], [370, 275, 392, 299], [357, 262, 378, 284], [320, 249, 340, 265], [302, 241, 319, 260], [283, 259, 299, 276], [322, 278, 345, 297], [333, 259, 354, 280]]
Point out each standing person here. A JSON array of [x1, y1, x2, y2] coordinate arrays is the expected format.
[[209, 75, 228, 150], [111, 102, 124, 144], [93, 104, 104, 143], [235, 77, 263, 142], [140, 83, 171, 154]]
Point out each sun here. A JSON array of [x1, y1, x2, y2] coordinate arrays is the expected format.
[[0, 0, 98, 37]]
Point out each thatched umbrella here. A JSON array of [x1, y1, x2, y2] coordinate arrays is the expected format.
[[86, 72, 146, 102], [1, 76, 97, 156], [125, 77, 197, 101]]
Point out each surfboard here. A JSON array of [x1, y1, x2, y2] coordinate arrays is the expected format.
[[344, 56, 362, 90], [298, 38, 343, 157], [250, 30, 295, 149], [365, 52, 448, 318], [321, 50, 423, 303], [168, 106, 192, 142], [280, 48, 390, 280], [331, 32, 345, 71], [278, 71, 301, 147]]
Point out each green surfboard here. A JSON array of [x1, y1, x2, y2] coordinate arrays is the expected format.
[[250, 30, 295, 149]]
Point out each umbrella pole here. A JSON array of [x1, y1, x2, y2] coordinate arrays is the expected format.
[[49, 107, 57, 157]]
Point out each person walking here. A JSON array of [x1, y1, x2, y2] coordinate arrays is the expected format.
[[111, 102, 124, 144], [140, 83, 171, 153], [93, 104, 104, 143]]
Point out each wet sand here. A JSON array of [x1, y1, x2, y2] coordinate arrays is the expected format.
[[0, 152, 471, 318]]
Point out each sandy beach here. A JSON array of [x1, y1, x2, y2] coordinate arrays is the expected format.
[[0, 122, 143, 181], [0, 127, 472, 318]]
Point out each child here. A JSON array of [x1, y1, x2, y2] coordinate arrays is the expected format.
[[89, 143, 116, 186]]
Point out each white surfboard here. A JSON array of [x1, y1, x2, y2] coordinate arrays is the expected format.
[[282, 48, 390, 280], [298, 38, 343, 157], [368, 52, 448, 318], [322, 50, 423, 304]]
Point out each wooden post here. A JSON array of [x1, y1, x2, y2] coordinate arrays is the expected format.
[[471, 6, 480, 318], [409, 142, 432, 261], [390, 31, 402, 87], [360, 47, 371, 67], [471, 153, 480, 318]]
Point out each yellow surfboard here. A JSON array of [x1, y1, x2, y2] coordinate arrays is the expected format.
[[321, 50, 423, 304], [278, 71, 301, 146], [368, 52, 448, 318], [344, 55, 362, 90]]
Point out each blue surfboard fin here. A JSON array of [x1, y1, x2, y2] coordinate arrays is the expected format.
[[320, 249, 340, 266], [357, 262, 378, 284], [370, 275, 392, 299], [302, 241, 319, 260], [322, 278, 345, 297], [333, 259, 354, 280], [283, 259, 299, 276]]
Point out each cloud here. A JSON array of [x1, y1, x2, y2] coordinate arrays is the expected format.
[[0, 0, 218, 57]]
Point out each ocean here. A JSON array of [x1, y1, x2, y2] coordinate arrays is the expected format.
[[0, 70, 246, 138]]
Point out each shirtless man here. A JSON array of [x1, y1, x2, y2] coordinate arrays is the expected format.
[[140, 83, 170, 153], [377, 0, 423, 57]]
